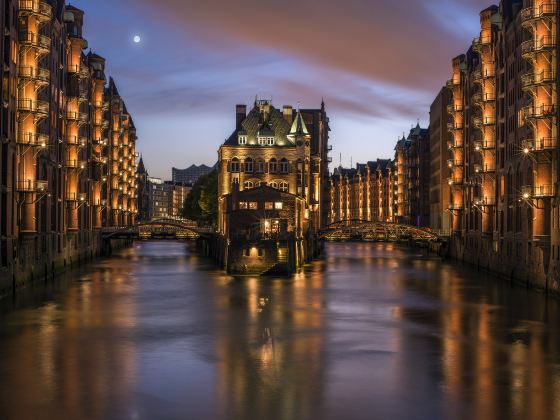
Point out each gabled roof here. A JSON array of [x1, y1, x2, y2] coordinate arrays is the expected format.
[[288, 110, 309, 138]]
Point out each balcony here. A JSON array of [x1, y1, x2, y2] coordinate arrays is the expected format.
[[523, 185, 555, 198], [18, 0, 52, 22], [525, 137, 557, 152], [446, 78, 460, 89], [67, 136, 87, 147], [474, 163, 496, 174], [447, 122, 464, 132], [521, 70, 556, 91], [17, 179, 48, 192], [473, 115, 496, 128], [447, 159, 463, 168], [472, 68, 495, 83], [473, 140, 496, 152], [18, 66, 50, 85], [521, 3, 557, 25], [18, 31, 50, 55], [16, 131, 48, 147], [447, 104, 463, 114], [448, 203, 464, 211], [475, 197, 496, 207], [522, 37, 555, 58], [447, 177, 464, 187], [472, 36, 492, 52], [521, 104, 555, 121], [447, 139, 463, 149], [66, 159, 87, 170], [472, 92, 496, 104], [17, 98, 49, 118], [66, 192, 88, 202]]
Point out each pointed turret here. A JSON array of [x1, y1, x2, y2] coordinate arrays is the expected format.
[[288, 110, 310, 140], [137, 155, 147, 175]]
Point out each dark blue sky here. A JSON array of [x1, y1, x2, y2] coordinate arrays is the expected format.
[[71, 0, 490, 179]]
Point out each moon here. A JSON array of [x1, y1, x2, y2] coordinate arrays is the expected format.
[[133, 35, 141, 44]]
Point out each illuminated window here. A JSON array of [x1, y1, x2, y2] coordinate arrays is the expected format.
[[239, 202, 248, 209], [269, 181, 279, 189], [238, 136, 247, 145], [265, 202, 274, 210], [269, 158, 277, 173], [248, 202, 258, 210], [279, 182, 289, 192], [279, 158, 289, 173], [258, 137, 266, 145], [244, 158, 253, 173], [230, 158, 240, 172], [275, 202, 283, 210], [244, 181, 253, 189], [267, 137, 275, 145]]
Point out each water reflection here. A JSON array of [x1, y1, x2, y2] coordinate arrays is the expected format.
[[0, 242, 559, 419]]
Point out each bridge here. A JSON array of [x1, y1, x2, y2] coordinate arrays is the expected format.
[[319, 220, 442, 242], [101, 218, 214, 240]]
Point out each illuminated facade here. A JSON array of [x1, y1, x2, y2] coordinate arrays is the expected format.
[[217, 100, 331, 273], [329, 159, 395, 225], [0, 1, 138, 296], [394, 124, 431, 227], [445, 0, 560, 286]]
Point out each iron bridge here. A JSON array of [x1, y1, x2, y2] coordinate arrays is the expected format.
[[101, 218, 214, 240], [319, 220, 441, 242]]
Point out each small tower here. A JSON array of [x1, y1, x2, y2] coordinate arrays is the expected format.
[[288, 109, 311, 200]]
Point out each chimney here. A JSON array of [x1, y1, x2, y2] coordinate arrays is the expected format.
[[283, 106, 293, 124], [236, 105, 246, 130]]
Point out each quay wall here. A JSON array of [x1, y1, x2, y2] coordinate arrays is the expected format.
[[0, 232, 131, 299]]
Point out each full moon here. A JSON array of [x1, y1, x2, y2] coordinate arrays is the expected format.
[[133, 35, 141, 44]]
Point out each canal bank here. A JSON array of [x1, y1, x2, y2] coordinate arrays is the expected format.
[[447, 234, 559, 293], [0, 231, 131, 300]]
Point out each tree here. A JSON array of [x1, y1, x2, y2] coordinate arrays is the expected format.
[[181, 169, 218, 225]]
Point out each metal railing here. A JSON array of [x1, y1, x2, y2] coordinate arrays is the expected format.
[[18, 65, 50, 83], [16, 131, 48, 146], [17, 98, 49, 116], [521, 36, 556, 55], [18, 31, 50, 52], [18, 0, 52, 19], [17, 179, 48, 192]]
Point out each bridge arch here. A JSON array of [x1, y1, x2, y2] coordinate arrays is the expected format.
[[320, 220, 440, 242]]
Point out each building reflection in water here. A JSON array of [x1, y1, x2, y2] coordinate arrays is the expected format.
[[214, 269, 326, 420], [0, 259, 138, 420]]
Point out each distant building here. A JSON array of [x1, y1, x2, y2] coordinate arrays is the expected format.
[[147, 177, 170, 219], [172, 164, 215, 185], [164, 181, 192, 217], [137, 156, 150, 221], [394, 124, 431, 227], [429, 88, 452, 233]]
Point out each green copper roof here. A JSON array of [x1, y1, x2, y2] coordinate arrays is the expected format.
[[289, 110, 309, 137]]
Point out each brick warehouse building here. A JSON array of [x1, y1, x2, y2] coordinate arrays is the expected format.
[[445, 0, 560, 286], [0, 1, 137, 295]]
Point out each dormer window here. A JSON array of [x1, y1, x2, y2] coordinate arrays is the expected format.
[[267, 137, 275, 145], [238, 136, 247, 145], [258, 137, 266, 145]]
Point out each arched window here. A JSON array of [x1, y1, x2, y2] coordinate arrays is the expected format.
[[255, 159, 265, 173], [244, 181, 254, 189], [244, 157, 253, 173], [279, 181, 289, 192], [256, 181, 266, 187], [230, 158, 240, 172], [269, 158, 277, 174], [269, 181, 279, 189], [279, 158, 289, 174]]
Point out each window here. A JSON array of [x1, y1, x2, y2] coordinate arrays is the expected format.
[[238, 136, 247, 145], [230, 158, 240, 172], [269, 181, 279, 189], [275, 202, 283, 210], [269, 158, 277, 173], [244, 181, 253, 189], [244, 158, 253, 173], [239, 202, 248, 209], [279, 182, 289, 192], [257, 181, 266, 187], [267, 137, 275, 145], [258, 137, 266, 145], [256, 160, 265, 173], [248, 202, 258, 210], [265, 202, 274, 210], [279, 158, 289, 173]]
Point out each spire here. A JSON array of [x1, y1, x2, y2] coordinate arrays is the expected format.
[[288, 109, 309, 139], [137, 154, 146, 174]]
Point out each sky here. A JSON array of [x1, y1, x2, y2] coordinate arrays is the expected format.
[[70, 0, 490, 179]]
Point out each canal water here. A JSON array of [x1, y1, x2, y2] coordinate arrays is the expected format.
[[1, 241, 560, 420]]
